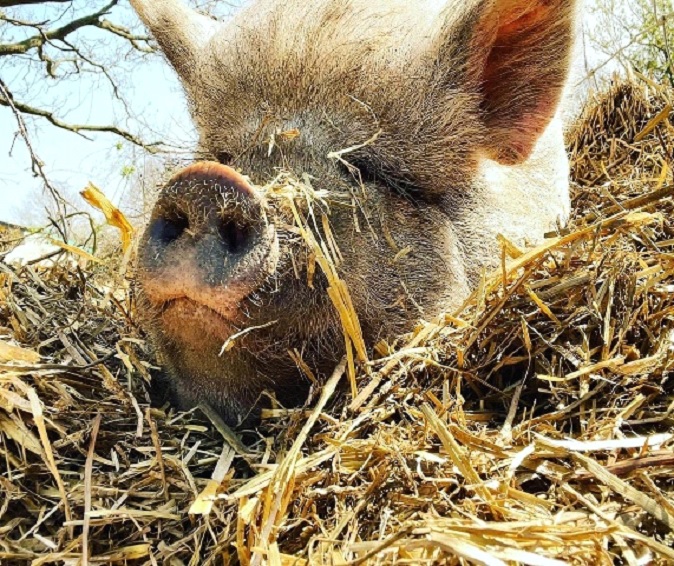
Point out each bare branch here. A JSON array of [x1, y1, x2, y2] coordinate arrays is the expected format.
[[0, 0, 179, 222], [0, 1, 119, 56], [0, 76, 68, 234], [0, 94, 165, 152], [99, 19, 154, 53], [0, 0, 70, 6]]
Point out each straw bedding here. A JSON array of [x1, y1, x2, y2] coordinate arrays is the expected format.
[[1, 77, 673, 565]]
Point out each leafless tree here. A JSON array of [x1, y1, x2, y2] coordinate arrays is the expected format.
[[0, 0, 245, 238], [587, 0, 674, 86], [0, 0, 170, 236]]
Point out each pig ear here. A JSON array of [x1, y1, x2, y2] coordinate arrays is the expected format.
[[444, 0, 576, 165], [130, 0, 222, 83]]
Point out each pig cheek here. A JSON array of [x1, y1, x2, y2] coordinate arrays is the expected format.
[[341, 201, 466, 329]]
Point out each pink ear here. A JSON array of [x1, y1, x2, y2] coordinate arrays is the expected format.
[[467, 0, 576, 164]]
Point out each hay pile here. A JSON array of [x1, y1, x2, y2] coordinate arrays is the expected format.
[[0, 223, 26, 255], [1, 77, 674, 565]]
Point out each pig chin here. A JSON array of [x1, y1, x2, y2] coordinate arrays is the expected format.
[[138, 253, 325, 424], [160, 299, 239, 345], [148, 296, 320, 426], [147, 297, 284, 425], [156, 301, 246, 399]]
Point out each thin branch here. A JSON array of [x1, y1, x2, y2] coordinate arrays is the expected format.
[[60, 36, 129, 105], [0, 76, 68, 235], [0, 7, 154, 68], [0, 15, 52, 27], [0, 1, 119, 56], [0, 94, 164, 152], [0, 0, 70, 6], [99, 20, 154, 53]]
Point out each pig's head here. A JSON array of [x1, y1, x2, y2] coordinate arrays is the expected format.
[[132, 0, 577, 425]]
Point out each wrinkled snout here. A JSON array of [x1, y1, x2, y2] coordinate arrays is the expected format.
[[138, 162, 279, 321]]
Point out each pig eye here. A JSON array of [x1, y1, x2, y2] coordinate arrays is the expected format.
[[350, 159, 419, 200], [150, 214, 189, 244]]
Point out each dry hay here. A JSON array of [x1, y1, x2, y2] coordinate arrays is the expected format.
[[1, 76, 674, 565], [0, 223, 26, 255]]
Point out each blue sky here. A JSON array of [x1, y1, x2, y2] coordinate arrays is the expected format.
[[0, 61, 192, 224]]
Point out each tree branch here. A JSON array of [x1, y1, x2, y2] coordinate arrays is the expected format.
[[0, 0, 70, 6], [0, 94, 164, 152], [0, 76, 69, 235], [99, 19, 154, 53], [0, 1, 119, 56]]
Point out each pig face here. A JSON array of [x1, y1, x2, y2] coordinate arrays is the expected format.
[[133, 0, 576, 425]]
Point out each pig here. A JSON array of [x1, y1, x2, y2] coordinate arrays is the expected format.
[[131, 0, 577, 425]]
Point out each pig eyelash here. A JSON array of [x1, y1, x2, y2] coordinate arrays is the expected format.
[[348, 158, 421, 204]]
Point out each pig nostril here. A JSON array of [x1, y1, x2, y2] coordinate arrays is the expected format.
[[150, 215, 189, 245], [215, 151, 234, 165], [219, 220, 250, 254]]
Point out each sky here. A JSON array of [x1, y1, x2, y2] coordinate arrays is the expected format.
[[0, 0, 611, 228]]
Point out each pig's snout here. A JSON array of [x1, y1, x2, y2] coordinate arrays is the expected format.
[[149, 161, 260, 251], [138, 161, 279, 321]]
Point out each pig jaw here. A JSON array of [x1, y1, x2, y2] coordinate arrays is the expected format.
[[145, 301, 329, 426], [137, 261, 344, 426]]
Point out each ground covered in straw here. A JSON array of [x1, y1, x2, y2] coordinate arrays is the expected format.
[[1, 77, 673, 565]]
